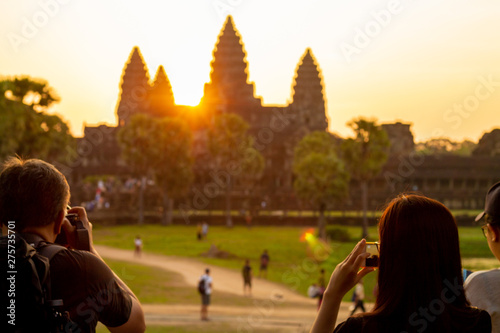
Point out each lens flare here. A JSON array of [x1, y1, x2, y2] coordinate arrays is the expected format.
[[300, 228, 316, 242], [300, 228, 332, 261]]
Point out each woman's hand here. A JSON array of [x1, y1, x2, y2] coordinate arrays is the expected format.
[[310, 239, 375, 333], [324, 239, 374, 298]]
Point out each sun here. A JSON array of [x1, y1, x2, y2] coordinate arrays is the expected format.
[[173, 88, 203, 107]]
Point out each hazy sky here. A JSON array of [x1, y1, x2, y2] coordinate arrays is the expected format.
[[2, 0, 500, 142]]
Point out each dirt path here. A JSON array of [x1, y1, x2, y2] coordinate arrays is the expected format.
[[141, 303, 359, 332], [96, 245, 360, 331], [96, 245, 317, 304]]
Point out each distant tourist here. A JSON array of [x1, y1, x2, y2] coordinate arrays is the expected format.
[[465, 181, 500, 333], [308, 283, 321, 299], [349, 280, 366, 315], [310, 194, 491, 333], [245, 210, 252, 229], [134, 235, 143, 257], [259, 249, 270, 278], [202, 221, 209, 240], [196, 223, 202, 241], [242, 259, 252, 296], [199, 268, 213, 321], [317, 268, 326, 309]]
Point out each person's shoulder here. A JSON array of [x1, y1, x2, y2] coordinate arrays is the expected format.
[[333, 316, 364, 333], [466, 268, 500, 287], [467, 308, 492, 332], [52, 247, 103, 265], [51, 248, 114, 280]]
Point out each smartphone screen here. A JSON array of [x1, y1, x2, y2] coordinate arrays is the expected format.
[[364, 242, 379, 268]]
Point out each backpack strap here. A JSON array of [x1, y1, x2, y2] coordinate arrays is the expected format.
[[38, 243, 67, 261], [20, 233, 66, 260], [20, 233, 66, 304]]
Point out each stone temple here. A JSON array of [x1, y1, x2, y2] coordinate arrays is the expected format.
[[72, 16, 500, 217]]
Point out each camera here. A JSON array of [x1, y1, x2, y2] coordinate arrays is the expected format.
[[55, 213, 90, 251], [364, 242, 379, 267]]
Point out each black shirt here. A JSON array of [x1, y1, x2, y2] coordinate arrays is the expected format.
[[50, 248, 132, 332], [333, 308, 491, 333]]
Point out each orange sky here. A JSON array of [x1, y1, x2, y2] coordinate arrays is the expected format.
[[2, 0, 500, 142]]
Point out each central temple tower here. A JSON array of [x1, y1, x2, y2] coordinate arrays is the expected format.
[[201, 16, 261, 116]]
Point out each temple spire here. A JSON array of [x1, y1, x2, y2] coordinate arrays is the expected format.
[[116, 46, 151, 126], [289, 48, 327, 131], [202, 15, 259, 108], [149, 65, 176, 117]]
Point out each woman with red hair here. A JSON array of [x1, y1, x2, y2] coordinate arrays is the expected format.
[[310, 194, 491, 333]]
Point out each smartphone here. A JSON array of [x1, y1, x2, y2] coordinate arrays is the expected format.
[[364, 242, 379, 268]]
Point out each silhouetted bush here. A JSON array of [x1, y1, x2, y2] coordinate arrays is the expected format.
[[325, 226, 351, 242]]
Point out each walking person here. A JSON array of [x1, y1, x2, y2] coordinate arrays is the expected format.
[[199, 268, 213, 321], [245, 211, 252, 229], [242, 259, 253, 296], [349, 280, 366, 315], [317, 268, 326, 309], [259, 249, 270, 278], [134, 235, 143, 257], [202, 221, 209, 240], [465, 181, 500, 332]]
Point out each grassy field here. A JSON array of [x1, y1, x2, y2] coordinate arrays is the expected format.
[[93, 224, 496, 304], [168, 209, 483, 218], [102, 259, 260, 306]]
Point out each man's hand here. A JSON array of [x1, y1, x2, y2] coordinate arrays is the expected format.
[[61, 206, 95, 251]]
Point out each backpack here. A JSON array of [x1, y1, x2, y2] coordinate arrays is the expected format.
[[1, 233, 73, 333], [198, 277, 206, 295]]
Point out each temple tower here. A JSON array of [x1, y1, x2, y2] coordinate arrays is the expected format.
[[116, 46, 151, 127], [289, 48, 328, 132], [202, 16, 261, 114], [149, 65, 176, 118]]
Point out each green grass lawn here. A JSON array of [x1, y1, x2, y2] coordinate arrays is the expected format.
[[104, 258, 267, 306], [93, 224, 496, 304]]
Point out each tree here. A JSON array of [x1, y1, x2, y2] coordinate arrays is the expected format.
[[472, 129, 500, 156], [117, 114, 158, 224], [118, 114, 195, 225], [293, 131, 349, 240], [207, 113, 264, 227], [341, 118, 390, 238], [0, 76, 74, 163], [154, 118, 193, 225], [416, 137, 476, 156], [239, 146, 265, 187]]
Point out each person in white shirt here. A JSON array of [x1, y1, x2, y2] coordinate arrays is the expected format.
[[134, 235, 143, 257], [465, 181, 500, 333], [200, 268, 213, 321], [350, 280, 366, 315]]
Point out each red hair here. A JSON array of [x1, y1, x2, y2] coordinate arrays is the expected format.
[[365, 194, 475, 330]]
